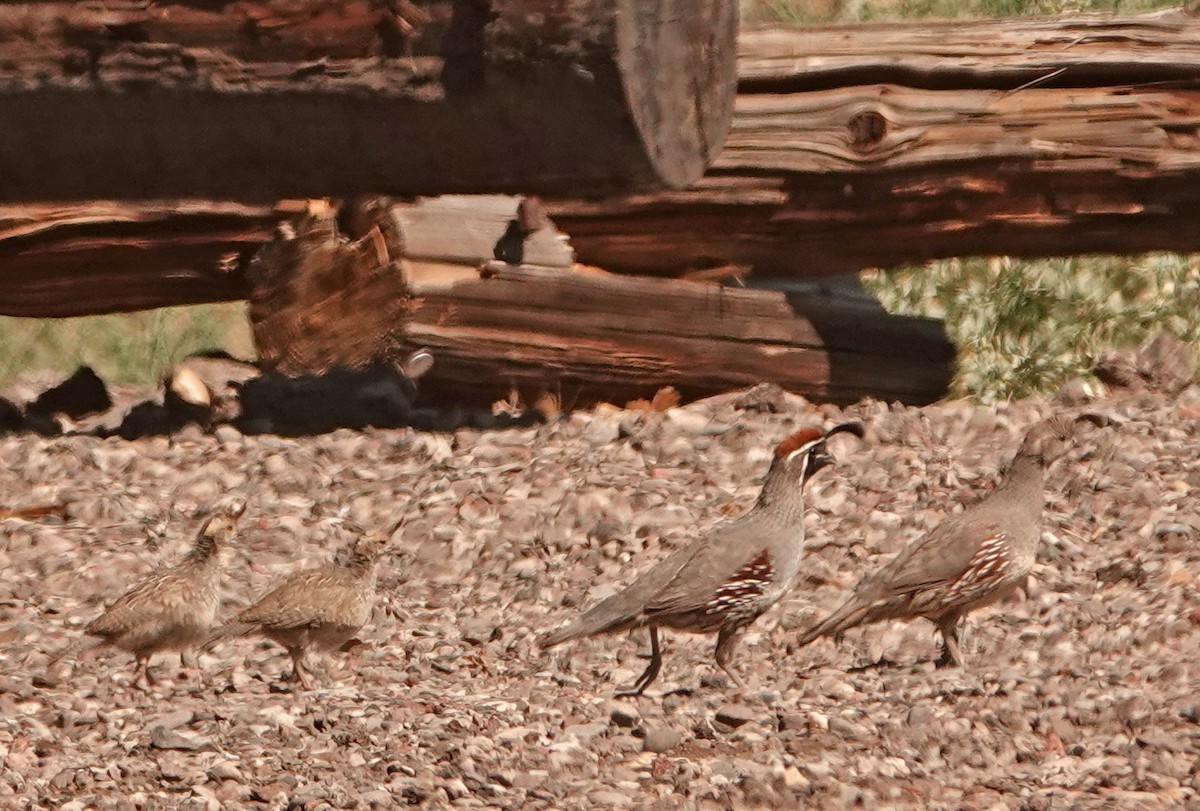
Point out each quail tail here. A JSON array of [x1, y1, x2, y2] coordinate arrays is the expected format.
[[540, 596, 639, 649], [796, 598, 873, 649], [200, 621, 260, 653]]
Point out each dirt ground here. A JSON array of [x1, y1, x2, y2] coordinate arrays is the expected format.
[[1, 383, 1198, 810]]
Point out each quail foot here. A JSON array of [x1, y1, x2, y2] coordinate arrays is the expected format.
[[542, 422, 863, 695], [49, 501, 244, 689], [204, 533, 387, 689], [795, 413, 1111, 668]]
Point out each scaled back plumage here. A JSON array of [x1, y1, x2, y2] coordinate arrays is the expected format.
[[52, 506, 242, 688], [203, 532, 388, 689], [795, 411, 1113, 667], [542, 421, 862, 694]]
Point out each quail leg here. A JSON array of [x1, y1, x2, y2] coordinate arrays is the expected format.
[[289, 647, 312, 690], [134, 654, 156, 689], [934, 616, 964, 668], [713, 626, 745, 688], [616, 626, 662, 697]]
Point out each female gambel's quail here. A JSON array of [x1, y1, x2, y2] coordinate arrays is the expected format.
[[50, 502, 244, 688], [542, 422, 864, 696], [203, 533, 387, 689], [795, 413, 1111, 668]]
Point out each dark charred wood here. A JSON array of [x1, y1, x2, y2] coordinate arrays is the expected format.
[[28, 366, 112, 420]]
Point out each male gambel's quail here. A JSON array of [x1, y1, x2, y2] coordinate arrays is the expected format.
[[50, 504, 244, 688], [795, 413, 1110, 667], [203, 533, 387, 689], [542, 422, 863, 695]]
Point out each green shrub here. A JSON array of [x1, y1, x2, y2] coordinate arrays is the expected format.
[[0, 303, 255, 388], [863, 254, 1200, 401]]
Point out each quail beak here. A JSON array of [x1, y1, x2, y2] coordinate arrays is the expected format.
[[809, 444, 835, 474]]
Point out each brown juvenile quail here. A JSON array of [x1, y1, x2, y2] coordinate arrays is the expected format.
[[204, 533, 387, 689], [795, 413, 1110, 667], [542, 422, 863, 695], [50, 503, 244, 688]]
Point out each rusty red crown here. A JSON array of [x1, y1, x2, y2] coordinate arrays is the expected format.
[[773, 427, 825, 459]]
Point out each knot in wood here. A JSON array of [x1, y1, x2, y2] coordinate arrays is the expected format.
[[847, 109, 888, 152]]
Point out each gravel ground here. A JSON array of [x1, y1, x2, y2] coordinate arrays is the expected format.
[[2, 383, 1199, 810]]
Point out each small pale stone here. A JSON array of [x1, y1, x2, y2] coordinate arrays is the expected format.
[[641, 727, 680, 754], [213, 424, 241, 443]]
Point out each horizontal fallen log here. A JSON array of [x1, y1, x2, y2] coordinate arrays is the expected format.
[[239, 204, 951, 405], [7, 10, 1200, 315], [0, 0, 737, 200], [404, 261, 953, 406], [549, 10, 1200, 276], [0, 201, 291, 317], [0, 195, 572, 318], [737, 10, 1200, 91]]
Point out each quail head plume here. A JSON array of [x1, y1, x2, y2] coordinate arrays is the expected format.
[[204, 531, 388, 689], [50, 500, 244, 688], [794, 412, 1112, 667], [542, 422, 863, 695]]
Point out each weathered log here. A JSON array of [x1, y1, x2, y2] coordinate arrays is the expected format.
[[8, 10, 1200, 316], [0, 0, 738, 201], [737, 10, 1200, 90], [549, 10, 1200, 277], [381, 200, 945, 407], [404, 261, 953, 406], [242, 203, 951, 405], [0, 201, 291, 317]]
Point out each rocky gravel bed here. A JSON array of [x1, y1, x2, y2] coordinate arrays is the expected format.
[[1, 383, 1199, 810]]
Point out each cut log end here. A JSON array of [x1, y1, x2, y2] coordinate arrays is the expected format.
[[614, 0, 741, 188]]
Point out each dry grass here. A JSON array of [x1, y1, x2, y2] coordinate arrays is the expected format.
[[0, 304, 255, 388]]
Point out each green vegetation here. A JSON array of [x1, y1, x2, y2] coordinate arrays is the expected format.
[[863, 254, 1200, 402], [0, 1, 1192, 401], [0, 304, 255, 388], [753, 0, 1198, 401]]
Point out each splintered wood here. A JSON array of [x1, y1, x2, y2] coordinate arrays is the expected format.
[[247, 204, 413, 376]]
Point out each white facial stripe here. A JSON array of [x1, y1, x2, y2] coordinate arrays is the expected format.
[[785, 439, 823, 461], [795, 451, 810, 483]]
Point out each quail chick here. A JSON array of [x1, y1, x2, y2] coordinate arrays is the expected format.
[[51, 503, 243, 688], [542, 422, 863, 695], [795, 413, 1110, 667], [205, 533, 387, 689]]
